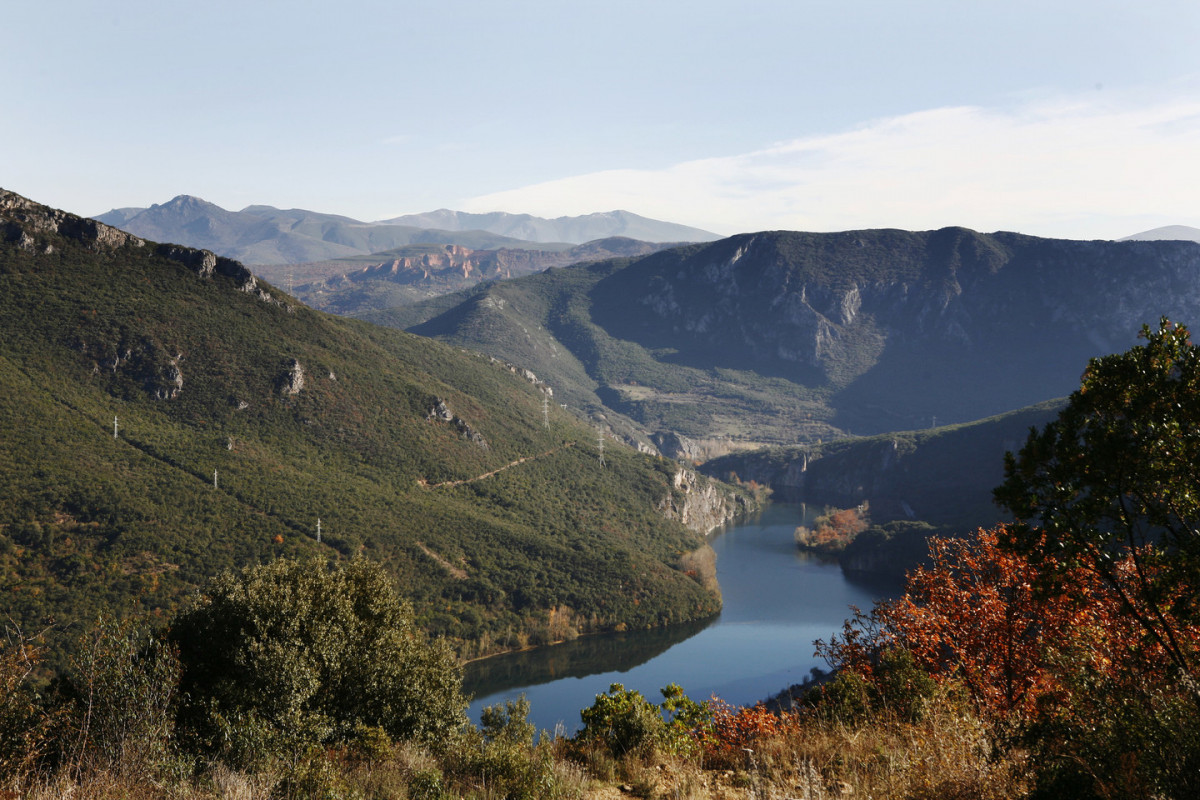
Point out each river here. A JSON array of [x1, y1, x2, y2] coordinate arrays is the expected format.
[[463, 503, 891, 734]]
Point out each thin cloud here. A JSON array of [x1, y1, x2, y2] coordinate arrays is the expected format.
[[462, 94, 1200, 239]]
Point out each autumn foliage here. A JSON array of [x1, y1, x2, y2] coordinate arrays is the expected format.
[[795, 502, 870, 553], [818, 527, 1181, 720], [699, 700, 801, 767]]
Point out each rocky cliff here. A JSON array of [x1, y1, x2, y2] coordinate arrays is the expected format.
[[590, 228, 1200, 434], [658, 467, 758, 535], [297, 238, 673, 313]]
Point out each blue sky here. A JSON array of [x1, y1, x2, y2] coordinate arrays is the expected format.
[[5, 0, 1199, 238]]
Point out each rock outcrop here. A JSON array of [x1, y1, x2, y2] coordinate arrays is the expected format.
[[658, 468, 756, 535], [277, 359, 305, 395], [1, 188, 283, 308], [427, 398, 488, 449], [651, 431, 703, 462]]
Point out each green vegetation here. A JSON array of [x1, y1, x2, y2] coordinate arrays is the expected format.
[[997, 318, 1200, 706], [171, 558, 465, 761], [0, 191, 728, 667], [367, 252, 843, 450], [7, 323, 1200, 800]]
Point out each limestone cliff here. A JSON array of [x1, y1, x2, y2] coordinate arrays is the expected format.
[[658, 468, 757, 535]]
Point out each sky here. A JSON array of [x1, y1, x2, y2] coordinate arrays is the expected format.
[[4, 0, 1200, 239]]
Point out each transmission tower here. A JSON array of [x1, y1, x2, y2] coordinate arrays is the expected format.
[[113, 416, 119, 439], [542, 394, 550, 429], [597, 428, 605, 467]]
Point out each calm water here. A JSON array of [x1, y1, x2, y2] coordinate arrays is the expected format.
[[464, 503, 887, 733]]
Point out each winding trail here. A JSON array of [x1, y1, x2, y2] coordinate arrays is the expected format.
[[418, 442, 575, 489]]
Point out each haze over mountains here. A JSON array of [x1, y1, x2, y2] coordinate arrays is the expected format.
[[93, 196, 720, 266], [1121, 224, 1200, 244], [290, 238, 680, 314]]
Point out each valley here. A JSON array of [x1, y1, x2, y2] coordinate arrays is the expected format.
[[7, 187, 1200, 800]]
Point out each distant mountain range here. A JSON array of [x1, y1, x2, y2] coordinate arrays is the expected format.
[[287, 238, 680, 314], [93, 196, 720, 265], [378, 209, 721, 245], [1121, 225, 1200, 244], [367, 227, 1200, 455]]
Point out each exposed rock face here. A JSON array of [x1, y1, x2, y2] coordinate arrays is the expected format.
[[80, 332, 185, 400], [427, 399, 455, 423], [278, 359, 305, 395], [155, 355, 184, 400], [296, 239, 677, 314], [658, 468, 756, 535], [427, 398, 488, 449], [651, 431, 703, 462], [2, 188, 144, 252], [1, 188, 283, 307], [587, 227, 1200, 433]]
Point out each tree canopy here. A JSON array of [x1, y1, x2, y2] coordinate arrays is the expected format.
[[995, 318, 1200, 690]]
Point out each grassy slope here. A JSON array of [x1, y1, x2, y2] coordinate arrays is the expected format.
[[0, 195, 721, 663]]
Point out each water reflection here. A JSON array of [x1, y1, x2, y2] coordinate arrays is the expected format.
[[463, 616, 716, 701], [466, 503, 886, 733]]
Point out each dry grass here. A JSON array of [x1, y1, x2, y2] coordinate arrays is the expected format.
[[701, 703, 1027, 800], [4, 702, 1029, 800]]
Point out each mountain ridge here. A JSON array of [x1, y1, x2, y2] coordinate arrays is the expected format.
[[93, 196, 719, 265], [378, 208, 721, 244], [1121, 224, 1200, 244], [367, 226, 1200, 453]]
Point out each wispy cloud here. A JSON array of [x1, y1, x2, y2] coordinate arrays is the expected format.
[[462, 93, 1200, 239]]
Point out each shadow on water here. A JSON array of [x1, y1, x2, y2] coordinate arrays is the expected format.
[[463, 615, 717, 701]]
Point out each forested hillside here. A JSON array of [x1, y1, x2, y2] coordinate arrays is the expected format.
[[0, 189, 746, 663]]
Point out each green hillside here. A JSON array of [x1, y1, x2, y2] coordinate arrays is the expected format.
[[0, 189, 734, 663]]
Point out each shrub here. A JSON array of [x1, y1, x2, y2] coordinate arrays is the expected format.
[[0, 623, 49, 782], [171, 557, 466, 765], [576, 683, 665, 759], [54, 615, 182, 781]]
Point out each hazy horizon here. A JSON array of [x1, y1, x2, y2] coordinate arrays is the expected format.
[[6, 0, 1199, 240]]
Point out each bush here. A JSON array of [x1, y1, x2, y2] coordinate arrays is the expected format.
[[0, 624, 48, 781], [437, 695, 583, 800], [54, 615, 182, 781], [873, 646, 937, 722], [171, 557, 466, 765], [576, 683, 666, 759]]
